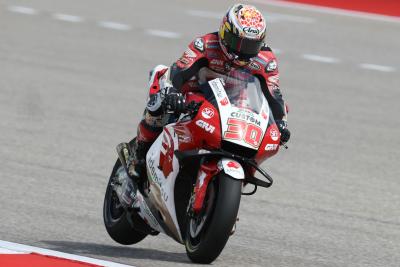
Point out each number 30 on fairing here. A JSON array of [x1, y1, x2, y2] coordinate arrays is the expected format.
[[223, 118, 263, 148]]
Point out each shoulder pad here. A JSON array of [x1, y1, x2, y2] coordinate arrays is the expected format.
[[193, 37, 205, 52], [265, 59, 278, 72], [192, 33, 219, 53], [257, 48, 278, 73]]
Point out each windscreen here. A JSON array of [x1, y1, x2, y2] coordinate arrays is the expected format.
[[199, 68, 273, 150], [198, 67, 267, 115]]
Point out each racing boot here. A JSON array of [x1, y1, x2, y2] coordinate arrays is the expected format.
[[116, 139, 152, 180], [130, 138, 152, 178]]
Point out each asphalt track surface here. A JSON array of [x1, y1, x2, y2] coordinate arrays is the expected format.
[[0, 1, 399, 266]]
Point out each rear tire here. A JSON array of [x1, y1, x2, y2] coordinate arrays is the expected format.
[[103, 159, 147, 245], [185, 173, 242, 263]]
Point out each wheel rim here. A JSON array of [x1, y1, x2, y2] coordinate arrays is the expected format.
[[109, 191, 124, 221], [105, 177, 125, 224]]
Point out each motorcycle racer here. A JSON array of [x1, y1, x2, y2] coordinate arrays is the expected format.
[[119, 3, 291, 179]]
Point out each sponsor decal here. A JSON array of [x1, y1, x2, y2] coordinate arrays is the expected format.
[[224, 118, 264, 148], [196, 120, 215, 133], [230, 111, 261, 126], [222, 159, 244, 178], [161, 187, 169, 202], [184, 48, 197, 58], [140, 202, 160, 228], [270, 129, 279, 141], [227, 161, 240, 169], [267, 74, 279, 85], [210, 59, 224, 66], [266, 60, 277, 72], [265, 144, 278, 151], [212, 81, 225, 99], [220, 97, 229, 106], [210, 66, 225, 73], [261, 110, 268, 120], [194, 38, 204, 52], [243, 27, 260, 35], [268, 83, 279, 91], [148, 157, 161, 186], [201, 107, 215, 119], [207, 51, 220, 59], [174, 125, 192, 144], [249, 61, 261, 70], [178, 57, 191, 66], [159, 130, 174, 178]]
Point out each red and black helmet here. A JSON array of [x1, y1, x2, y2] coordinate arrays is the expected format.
[[219, 4, 267, 66]]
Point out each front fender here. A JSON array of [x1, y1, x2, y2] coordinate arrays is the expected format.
[[218, 158, 245, 180]]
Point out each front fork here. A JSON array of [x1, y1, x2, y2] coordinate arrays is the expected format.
[[190, 158, 245, 215]]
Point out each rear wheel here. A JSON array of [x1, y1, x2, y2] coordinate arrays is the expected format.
[[185, 173, 242, 263], [103, 159, 147, 245]]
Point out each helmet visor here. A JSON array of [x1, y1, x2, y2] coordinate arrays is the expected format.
[[223, 30, 264, 60]]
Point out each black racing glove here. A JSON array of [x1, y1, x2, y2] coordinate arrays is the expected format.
[[276, 120, 291, 144], [162, 87, 185, 115]]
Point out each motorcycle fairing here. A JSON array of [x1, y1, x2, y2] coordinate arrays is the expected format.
[[208, 78, 270, 150], [145, 125, 183, 243]]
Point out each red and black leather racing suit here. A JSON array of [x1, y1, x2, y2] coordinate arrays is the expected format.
[[136, 32, 288, 146]]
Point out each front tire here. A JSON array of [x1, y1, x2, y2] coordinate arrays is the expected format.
[[103, 159, 147, 245], [185, 173, 242, 263]]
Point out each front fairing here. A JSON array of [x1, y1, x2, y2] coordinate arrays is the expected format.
[[203, 69, 277, 153]]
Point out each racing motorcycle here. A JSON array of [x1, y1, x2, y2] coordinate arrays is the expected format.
[[103, 68, 282, 263]]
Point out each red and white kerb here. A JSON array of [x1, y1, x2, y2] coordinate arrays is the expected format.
[[0, 240, 134, 267]]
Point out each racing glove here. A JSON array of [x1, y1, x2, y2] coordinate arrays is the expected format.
[[162, 87, 185, 115], [276, 120, 291, 144]]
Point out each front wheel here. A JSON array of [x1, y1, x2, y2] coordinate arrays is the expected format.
[[103, 159, 147, 245], [185, 173, 242, 264]]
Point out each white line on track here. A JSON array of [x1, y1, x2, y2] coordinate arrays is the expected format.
[[7, 5, 38, 15], [248, 0, 400, 23], [186, 9, 221, 19], [302, 54, 340, 63], [98, 21, 131, 31], [359, 63, 396, 72], [52, 13, 84, 23], [0, 240, 135, 267], [145, 29, 181, 39]]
